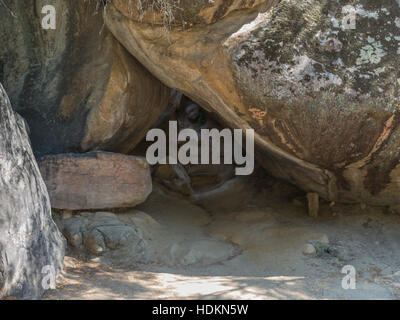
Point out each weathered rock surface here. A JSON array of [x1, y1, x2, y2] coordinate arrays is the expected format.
[[56, 203, 237, 267], [0, 0, 169, 156], [104, 0, 400, 205], [39, 152, 152, 210], [0, 84, 65, 299], [56, 212, 146, 264]]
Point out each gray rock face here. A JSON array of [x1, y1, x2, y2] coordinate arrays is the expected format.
[[0, 84, 65, 299], [57, 212, 146, 263], [39, 152, 152, 210]]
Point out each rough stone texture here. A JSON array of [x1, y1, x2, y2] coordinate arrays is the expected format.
[[0, 84, 65, 299], [0, 0, 169, 156], [56, 212, 146, 263], [302, 244, 317, 256], [39, 152, 152, 210], [104, 0, 400, 206]]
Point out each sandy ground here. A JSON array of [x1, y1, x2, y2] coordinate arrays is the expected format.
[[44, 184, 400, 300]]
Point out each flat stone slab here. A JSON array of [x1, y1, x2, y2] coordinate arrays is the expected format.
[[39, 152, 152, 210]]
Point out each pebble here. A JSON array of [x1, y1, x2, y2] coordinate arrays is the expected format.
[[302, 243, 317, 255]]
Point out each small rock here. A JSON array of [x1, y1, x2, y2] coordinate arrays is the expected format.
[[307, 240, 349, 261], [310, 240, 331, 256], [302, 243, 317, 255]]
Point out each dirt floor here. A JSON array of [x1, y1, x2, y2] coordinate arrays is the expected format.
[[44, 183, 400, 300]]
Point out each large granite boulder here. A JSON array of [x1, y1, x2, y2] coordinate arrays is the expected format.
[[39, 152, 152, 210], [0, 0, 169, 156], [104, 0, 400, 205], [0, 84, 65, 299]]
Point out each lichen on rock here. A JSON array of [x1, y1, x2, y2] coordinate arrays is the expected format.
[[231, 0, 400, 104]]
